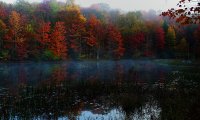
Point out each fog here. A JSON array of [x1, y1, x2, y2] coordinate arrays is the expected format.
[[1, 0, 178, 11], [0, 60, 171, 85]]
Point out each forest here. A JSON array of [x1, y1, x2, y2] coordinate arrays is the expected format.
[[0, 0, 199, 61], [1, 0, 200, 119]]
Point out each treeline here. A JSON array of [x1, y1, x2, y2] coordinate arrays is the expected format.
[[0, 0, 200, 61]]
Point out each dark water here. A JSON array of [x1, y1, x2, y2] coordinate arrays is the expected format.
[[0, 60, 200, 120]]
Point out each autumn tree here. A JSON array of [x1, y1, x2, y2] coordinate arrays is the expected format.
[[36, 22, 51, 49], [166, 26, 176, 57], [143, 20, 159, 57], [50, 21, 67, 60], [34, 0, 52, 22], [84, 15, 98, 58], [126, 32, 145, 57], [0, 0, 196, 60], [0, 19, 8, 60], [85, 15, 105, 59], [162, 0, 200, 25], [57, 2, 86, 59], [114, 11, 147, 57], [155, 27, 165, 56], [0, 2, 7, 20], [35, 21, 51, 59], [106, 24, 125, 59], [15, 0, 34, 15], [0, 19, 6, 50], [176, 38, 189, 59], [5, 11, 28, 60], [81, 6, 109, 23], [23, 23, 38, 59], [115, 11, 146, 35]]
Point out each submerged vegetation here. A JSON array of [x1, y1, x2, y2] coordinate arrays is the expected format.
[[0, 0, 199, 61]]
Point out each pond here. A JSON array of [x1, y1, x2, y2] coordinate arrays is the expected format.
[[0, 60, 200, 120]]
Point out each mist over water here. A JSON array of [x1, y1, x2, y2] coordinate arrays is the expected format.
[[0, 60, 200, 120], [0, 60, 171, 84], [0, 0, 200, 119]]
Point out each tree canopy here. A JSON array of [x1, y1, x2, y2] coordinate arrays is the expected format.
[[0, 0, 199, 60], [162, 0, 200, 25]]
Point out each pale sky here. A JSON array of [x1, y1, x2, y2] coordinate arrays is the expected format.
[[0, 0, 178, 11]]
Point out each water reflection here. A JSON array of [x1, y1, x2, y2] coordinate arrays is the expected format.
[[0, 60, 200, 120]]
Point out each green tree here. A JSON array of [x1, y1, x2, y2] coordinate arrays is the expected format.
[[15, 0, 34, 15], [49, 0, 61, 15], [115, 11, 145, 35], [162, 20, 169, 32], [166, 26, 176, 57], [176, 38, 189, 59]]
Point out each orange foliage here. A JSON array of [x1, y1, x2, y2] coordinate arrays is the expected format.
[[107, 24, 125, 59], [36, 21, 51, 49], [50, 22, 67, 59], [155, 27, 165, 50], [162, 0, 200, 25], [86, 15, 101, 47], [5, 11, 28, 60]]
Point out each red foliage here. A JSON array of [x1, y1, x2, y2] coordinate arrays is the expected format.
[[16, 39, 28, 60], [0, 5, 6, 19], [51, 66, 67, 83], [87, 15, 100, 27], [57, 9, 86, 54], [4, 29, 14, 50], [161, 0, 200, 25], [86, 34, 97, 47], [69, 24, 84, 52], [155, 27, 165, 50], [4, 37, 28, 60], [86, 15, 101, 47], [129, 32, 145, 49], [4, 11, 28, 60], [143, 50, 154, 57], [36, 21, 51, 49], [50, 22, 67, 59], [107, 24, 125, 58]]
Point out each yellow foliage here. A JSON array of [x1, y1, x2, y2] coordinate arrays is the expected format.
[[66, 4, 86, 23]]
